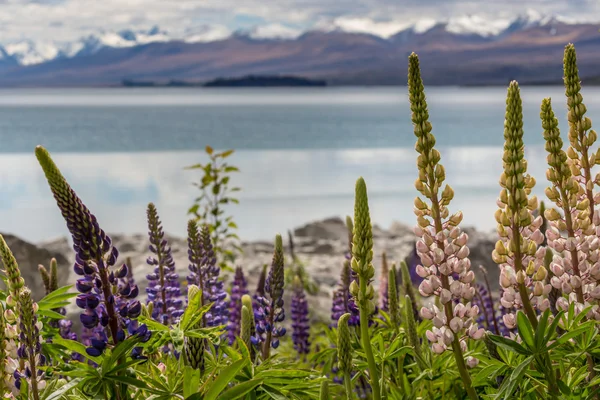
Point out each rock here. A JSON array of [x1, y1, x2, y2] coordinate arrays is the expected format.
[[294, 217, 348, 241], [388, 221, 413, 238], [463, 227, 498, 291], [21, 217, 500, 326], [1, 233, 70, 301]]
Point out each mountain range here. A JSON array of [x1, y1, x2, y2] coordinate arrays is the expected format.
[[0, 12, 598, 87]]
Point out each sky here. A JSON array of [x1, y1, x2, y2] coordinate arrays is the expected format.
[[0, 0, 599, 43]]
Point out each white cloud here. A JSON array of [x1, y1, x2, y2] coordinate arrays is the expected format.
[[327, 17, 411, 38], [248, 23, 303, 40], [0, 0, 597, 44]]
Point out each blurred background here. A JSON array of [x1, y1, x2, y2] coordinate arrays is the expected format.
[[0, 0, 598, 243]]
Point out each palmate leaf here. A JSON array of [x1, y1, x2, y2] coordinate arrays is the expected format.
[[37, 285, 76, 311], [49, 337, 102, 365], [488, 334, 530, 356], [186, 359, 248, 400], [218, 378, 264, 400], [494, 356, 533, 399]]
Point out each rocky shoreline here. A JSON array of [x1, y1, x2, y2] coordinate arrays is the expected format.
[[1, 216, 500, 325]]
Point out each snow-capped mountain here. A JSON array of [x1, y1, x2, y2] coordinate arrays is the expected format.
[[0, 11, 597, 87], [0, 12, 585, 67]]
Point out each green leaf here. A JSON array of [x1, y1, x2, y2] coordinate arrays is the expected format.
[[488, 334, 530, 356], [547, 322, 595, 351], [44, 378, 82, 400], [219, 150, 234, 158], [516, 311, 535, 350], [534, 309, 550, 350], [37, 309, 68, 320], [224, 166, 239, 172], [183, 366, 201, 398], [50, 337, 102, 364], [37, 285, 76, 310], [219, 378, 264, 400], [203, 359, 248, 400], [206, 145, 214, 155], [184, 163, 204, 170]]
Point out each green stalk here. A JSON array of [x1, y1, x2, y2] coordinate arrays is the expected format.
[[343, 372, 354, 400], [358, 277, 381, 400]]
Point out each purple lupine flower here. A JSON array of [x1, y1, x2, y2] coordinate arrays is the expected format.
[[291, 276, 310, 355], [253, 235, 286, 358], [379, 253, 389, 312], [472, 283, 501, 335], [331, 261, 360, 327], [252, 264, 268, 314], [405, 243, 423, 286], [36, 146, 148, 357], [187, 221, 228, 327], [227, 266, 249, 344], [145, 203, 184, 326]]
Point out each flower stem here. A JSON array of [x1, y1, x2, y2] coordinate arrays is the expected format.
[[358, 277, 381, 400], [343, 372, 353, 400]]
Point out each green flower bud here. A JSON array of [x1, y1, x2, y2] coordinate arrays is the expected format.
[[0, 235, 24, 303], [388, 264, 401, 328], [240, 305, 252, 353], [184, 284, 205, 371], [38, 264, 51, 295], [399, 261, 419, 320], [337, 313, 353, 375], [0, 302, 6, 393], [319, 379, 329, 400], [404, 295, 425, 370]]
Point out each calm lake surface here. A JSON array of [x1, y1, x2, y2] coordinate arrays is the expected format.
[[0, 86, 598, 242]]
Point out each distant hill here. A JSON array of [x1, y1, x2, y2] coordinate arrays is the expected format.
[[203, 76, 326, 87], [0, 15, 598, 87]]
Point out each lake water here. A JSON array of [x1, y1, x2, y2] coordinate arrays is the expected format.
[[0, 86, 598, 242]]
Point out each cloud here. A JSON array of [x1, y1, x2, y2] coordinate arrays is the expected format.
[[0, 0, 598, 43]]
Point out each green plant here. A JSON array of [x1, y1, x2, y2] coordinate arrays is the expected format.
[[186, 145, 241, 269]]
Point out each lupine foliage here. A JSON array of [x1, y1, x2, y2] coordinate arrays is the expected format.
[[1, 44, 600, 399]]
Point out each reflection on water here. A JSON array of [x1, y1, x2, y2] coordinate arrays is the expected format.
[[0, 146, 549, 242]]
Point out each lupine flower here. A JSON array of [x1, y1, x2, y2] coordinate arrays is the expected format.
[[387, 264, 401, 328], [541, 97, 599, 317], [0, 235, 25, 308], [145, 203, 184, 325], [403, 295, 425, 370], [491, 82, 549, 330], [408, 53, 480, 399], [253, 264, 268, 313], [379, 253, 389, 312], [348, 177, 381, 400], [337, 313, 353, 399], [408, 53, 483, 356], [125, 257, 135, 286], [240, 305, 252, 352], [331, 261, 360, 327], [15, 288, 45, 400], [0, 303, 8, 394], [405, 244, 424, 285], [241, 295, 255, 339], [291, 276, 310, 355], [319, 380, 329, 400], [35, 146, 147, 356], [472, 283, 500, 335], [227, 266, 249, 344], [399, 260, 420, 322], [563, 43, 599, 221], [254, 235, 286, 359], [187, 221, 228, 328], [183, 285, 205, 371]]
